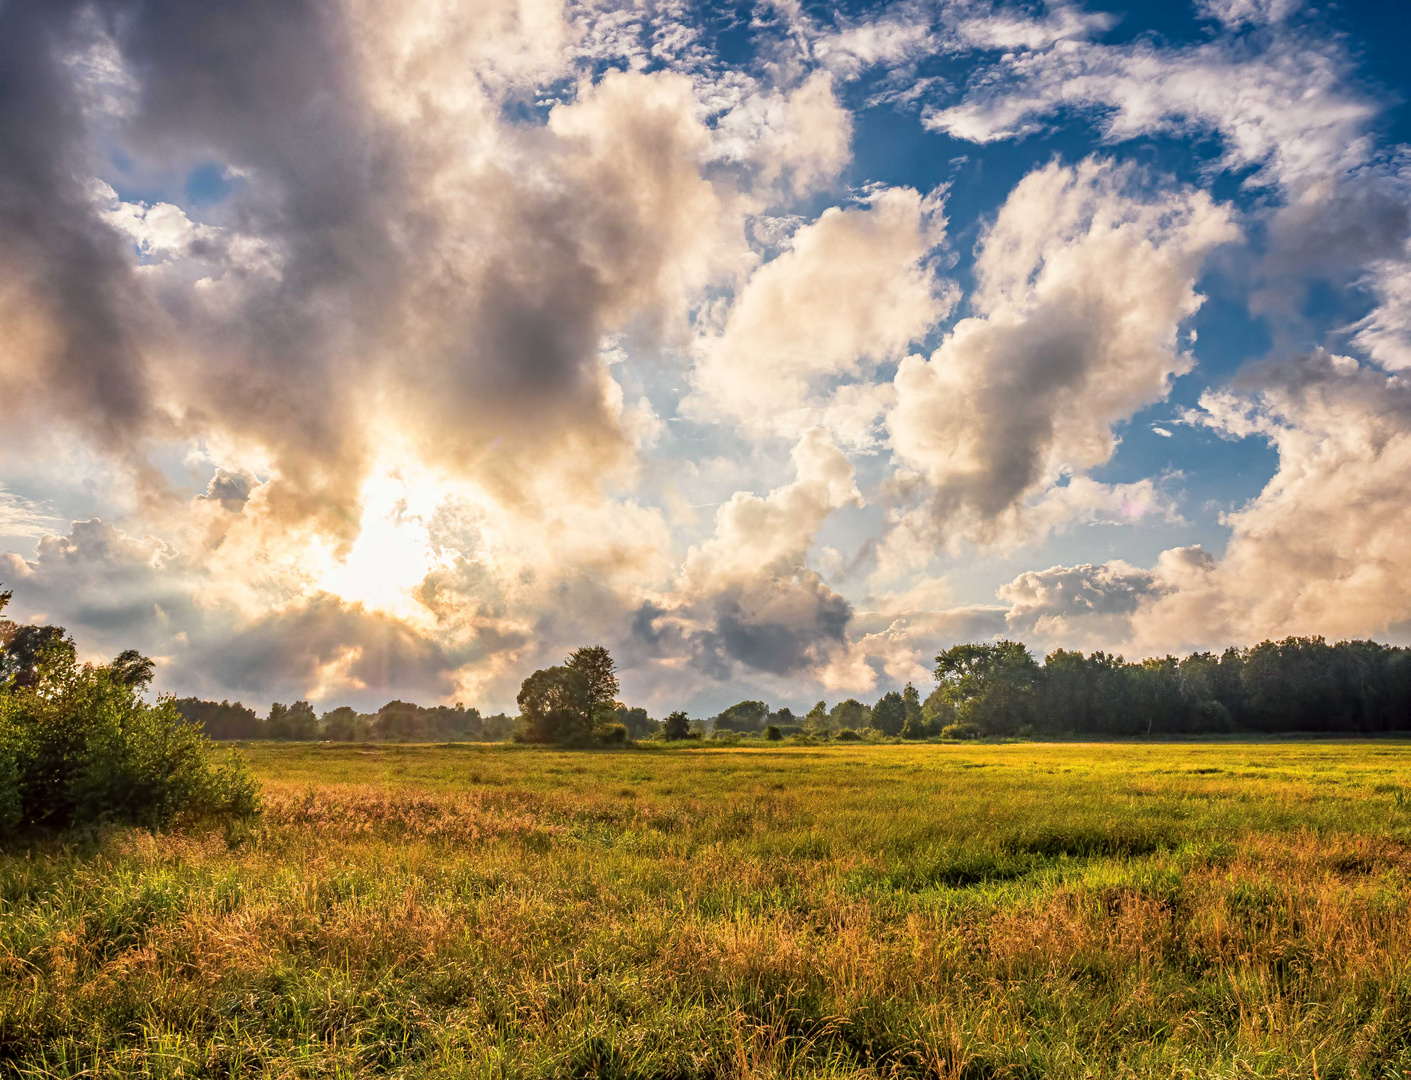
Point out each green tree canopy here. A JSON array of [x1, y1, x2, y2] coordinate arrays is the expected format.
[[934, 640, 1039, 736], [566, 646, 619, 708], [109, 648, 156, 690], [661, 710, 691, 741], [870, 690, 906, 735], [713, 699, 769, 732], [517, 666, 594, 744]]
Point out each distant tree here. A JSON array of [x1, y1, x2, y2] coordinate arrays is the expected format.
[[265, 703, 290, 739], [662, 710, 692, 741], [174, 698, 261, 740], [374, 700, 424, 741], [417, 704, 482, 740], [566, 646, 619, 709], [871, 690, 906, 736], [934, 640, 1038, 736], [803, 700, 832, 735], [768, 707, 796, 728], [477, 713, 514, 741], [266, 700, 320, 740], [614, 705, 658, 739], [829, 698, 870, 731], [517, 666, 594, 744], [322, 706, 359, 741], [714, 700, 769, 733], [900, 683, 926, 738], [108, 648, 156, 690]]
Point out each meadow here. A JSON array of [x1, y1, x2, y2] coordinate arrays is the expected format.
[[2, 740, 1410, 1079]]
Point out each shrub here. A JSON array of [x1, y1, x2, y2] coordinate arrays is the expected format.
[[835, 727, 861, 742], [0, 648, 260, 834], [661, 710, 692, 741], [764, 725, 782, 741], [941, 721, 980, 740], [597, 722, 628, 745]]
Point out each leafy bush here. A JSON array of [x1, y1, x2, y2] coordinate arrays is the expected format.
[[764, 725, 782, 741], [835, 728, 861, 742], [661, 710, 692, 741], [596, 722, 628, 745], [941, 721, 980, 740], [0, 648, 260, 834]]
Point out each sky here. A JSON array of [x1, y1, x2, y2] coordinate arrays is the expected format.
[[4, 0, 1411, 717]]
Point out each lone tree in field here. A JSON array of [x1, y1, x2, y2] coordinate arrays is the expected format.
[[661, 710, 691, 740], [517, 665, 595, 744], [566, 645, 619, 710]]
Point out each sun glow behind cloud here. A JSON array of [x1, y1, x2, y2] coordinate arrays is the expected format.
[[313, 473, 450, 624]]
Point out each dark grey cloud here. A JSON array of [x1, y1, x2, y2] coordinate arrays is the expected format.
[[708, 577, 852, 676], [1, 0, 728, 537], [0, 2, 157, 464]]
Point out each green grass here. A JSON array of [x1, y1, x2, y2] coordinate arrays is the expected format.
[[3, 740, 1411, 1078]]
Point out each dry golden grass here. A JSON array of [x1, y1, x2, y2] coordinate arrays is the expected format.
[[2, 740, 1410, 1078]]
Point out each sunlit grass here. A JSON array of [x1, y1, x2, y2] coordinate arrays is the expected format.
[[3, 741, 1410, 1077]]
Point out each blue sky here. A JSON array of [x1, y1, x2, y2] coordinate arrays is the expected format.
[[3, 0, 1411, 716]]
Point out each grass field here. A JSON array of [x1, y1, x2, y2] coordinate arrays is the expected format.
[[3, 741, 1411, 1078]]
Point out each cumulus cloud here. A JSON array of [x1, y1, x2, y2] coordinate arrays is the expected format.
[[7, 0, 1411, 714], [886, 157, 1234, 545], [688, 186, 953, 439], [632, 429, 863, 682], [1133, 351, 1411, 649], [1000, 560, 1159, 648]]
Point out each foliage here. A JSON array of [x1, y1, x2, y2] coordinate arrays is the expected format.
[[267, 700, 321, 741], [900, 682, 926, 738], [0, 648, 259, 834], [712, 699, 768, 732], [0, 622, 76, 690], [109, 648, 156, 690], [173, 698, 261, 740], [565, 645, 619, 709], [829, 698, 870, 731], [5, 740, 1411, 1077], [661, 710, 692, 741], [870, 690, 907, 735], [934, 640, 1039, 736], [803, 699, 832, 735], [516, 666, 594, 745], [613, 705, 658, 739], [320, 705, 359, 741]]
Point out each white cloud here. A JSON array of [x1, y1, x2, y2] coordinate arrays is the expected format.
[[925, 17, 1376, 192], [1000, 560, 1158, 649], [886, 157, 1235, 546], [1133, 351, 1411, 650], [687, 185, 953, 438]]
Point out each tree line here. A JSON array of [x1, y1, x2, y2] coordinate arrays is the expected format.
[[7, 582, 1411, 747]]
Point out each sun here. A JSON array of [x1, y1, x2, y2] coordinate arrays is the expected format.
[[314, 472, 448, 622]]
